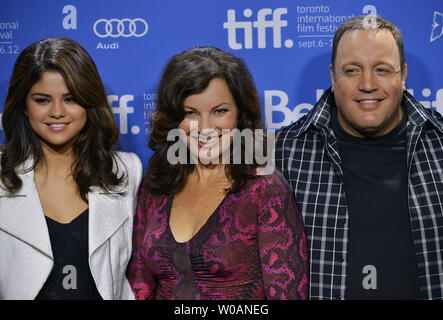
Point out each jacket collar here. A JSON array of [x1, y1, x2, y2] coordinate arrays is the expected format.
[[88, 182, 129, 256], [0, 162, 53, 259], [292, 87, 443, 137], [0, 158, 129, 259]]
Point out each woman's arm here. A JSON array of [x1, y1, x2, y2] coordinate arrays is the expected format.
[[126, 183, 157, 300], [257, 172, 309, 300]]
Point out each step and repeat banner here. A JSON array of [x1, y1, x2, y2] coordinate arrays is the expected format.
[[1, 0, 442, 168]]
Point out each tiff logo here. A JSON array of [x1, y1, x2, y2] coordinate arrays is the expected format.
[[223, 8, 293, 49], [108, 95, 140, 135]]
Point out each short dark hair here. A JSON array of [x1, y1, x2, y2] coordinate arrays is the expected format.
[[1, 37, 124, 200], [331, 15, 405, 74], [146, 46, 264, 194]]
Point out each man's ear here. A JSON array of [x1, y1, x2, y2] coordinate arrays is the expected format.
[[401, 63, 408, 91], [329, 64, 336, 92]]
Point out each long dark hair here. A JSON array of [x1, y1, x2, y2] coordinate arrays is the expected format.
[[1, 36, 124, 200], [147, 46, 264, 194]]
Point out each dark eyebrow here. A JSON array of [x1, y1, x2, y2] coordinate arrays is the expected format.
[[30, 93, 72, 97], [183, 103, 232, 110], [341, 60, 396, 68], [30, 93, 51, 97]]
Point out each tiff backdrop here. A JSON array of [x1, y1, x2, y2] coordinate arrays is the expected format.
[[0, 0, 442, 169]]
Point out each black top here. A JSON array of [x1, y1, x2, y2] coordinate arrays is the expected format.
[[330, 106, 421, 299], [35, 209, 102, 300]]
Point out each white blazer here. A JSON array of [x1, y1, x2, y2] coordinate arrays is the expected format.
[[0, 151, 143, 300]]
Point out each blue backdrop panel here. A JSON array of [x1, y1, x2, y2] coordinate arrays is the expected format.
[[1, 0, 442, 169]]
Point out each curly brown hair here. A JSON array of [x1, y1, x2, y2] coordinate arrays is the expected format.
[[146, 46, 266, 195]]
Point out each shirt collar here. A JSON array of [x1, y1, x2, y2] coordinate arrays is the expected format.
[[292, 87, 443, 137], [403, 90, 443, 134], [292, 87, 334, 137]]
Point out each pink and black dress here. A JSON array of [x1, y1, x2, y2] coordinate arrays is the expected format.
[[127, 170, 308, 300]]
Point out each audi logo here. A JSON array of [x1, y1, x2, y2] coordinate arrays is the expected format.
[[93, 18, 148, 38]]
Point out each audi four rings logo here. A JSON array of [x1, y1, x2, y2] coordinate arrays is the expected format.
[[93, 18, 148, 38]]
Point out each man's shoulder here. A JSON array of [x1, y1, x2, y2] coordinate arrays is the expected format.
[[411, 103, 443, 136], [276, 114, 310, 139], [403, 91, 443, 134], [276, 88, 334, 143], [276, 112, 323, 146], [423, 108, 443, 130]]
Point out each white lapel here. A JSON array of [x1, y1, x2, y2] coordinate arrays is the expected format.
[[88, 183, 129, 256], [0, 161, 53, 259]]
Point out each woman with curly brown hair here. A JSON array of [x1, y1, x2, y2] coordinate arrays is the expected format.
[[0, 37, 142, 300], [127, 47, 308, 300]]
